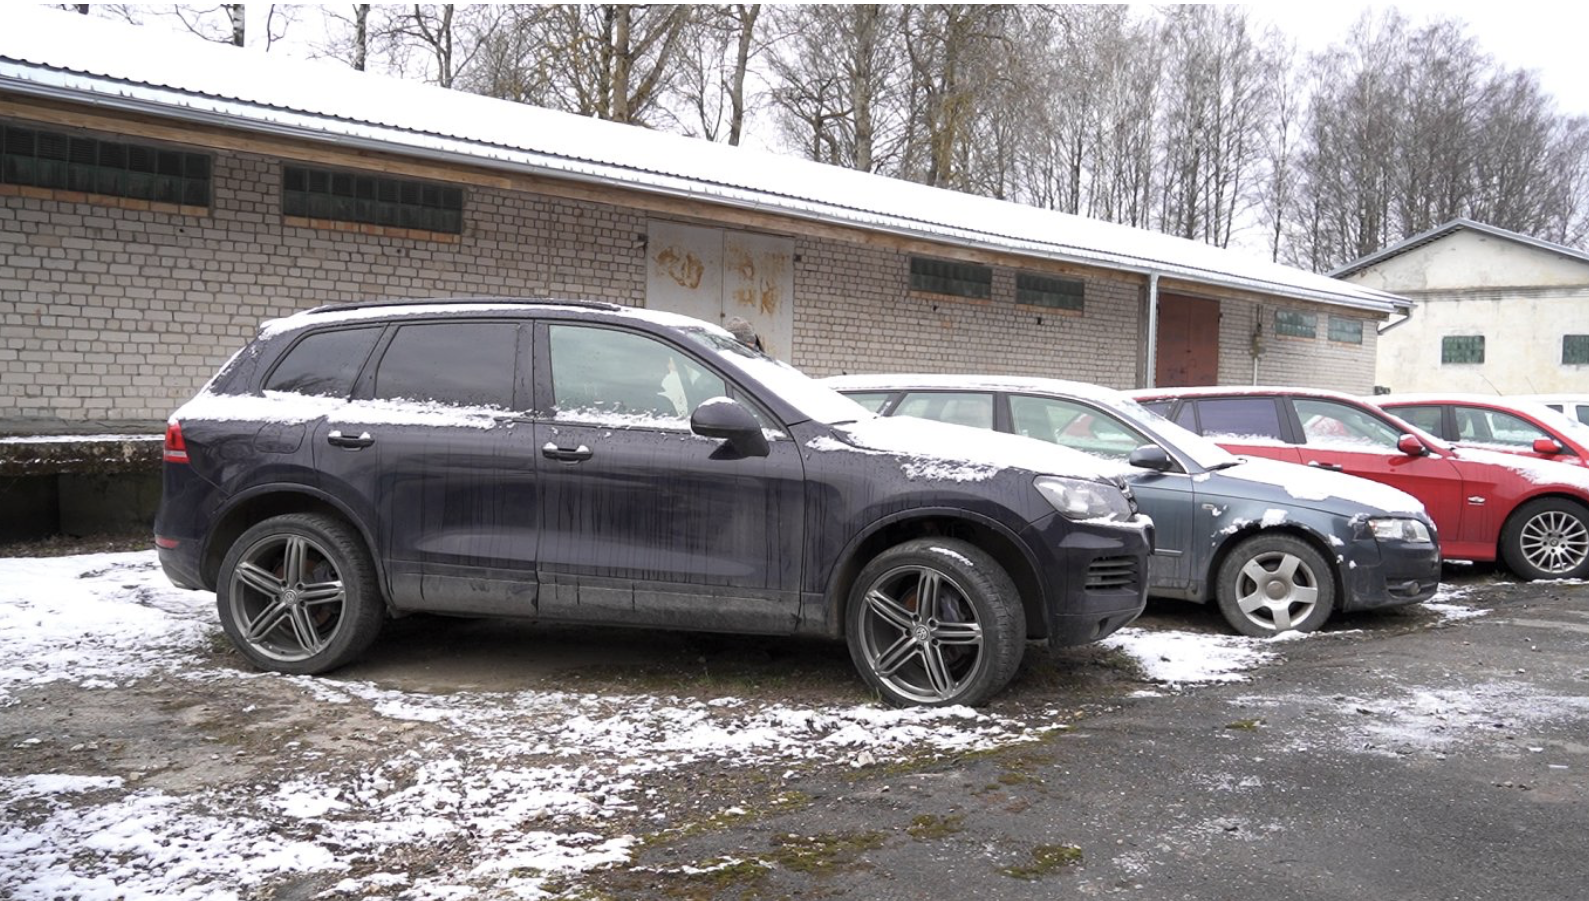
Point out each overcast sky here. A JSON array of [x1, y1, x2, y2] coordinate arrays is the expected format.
[[1251, 1, 1589, 117]]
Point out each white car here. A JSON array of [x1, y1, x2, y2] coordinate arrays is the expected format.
[[1512, 395, 1589, 428]]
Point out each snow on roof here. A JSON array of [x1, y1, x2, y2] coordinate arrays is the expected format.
[[823, 373, 1132, 405], [0, 7, 1406, 315], [1330, 218, 1589, 279]]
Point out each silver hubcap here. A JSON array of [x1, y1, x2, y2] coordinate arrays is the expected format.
[[229, 534, 347, 662], [1520, 510, 1589, 574], [858, 565, 983, 704], [1234, 551, 1319, 633]]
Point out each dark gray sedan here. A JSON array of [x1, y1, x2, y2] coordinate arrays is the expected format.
[[827, 375, 1442, 636]]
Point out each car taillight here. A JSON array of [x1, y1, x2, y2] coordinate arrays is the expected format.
[[164, 420, 190, 464]]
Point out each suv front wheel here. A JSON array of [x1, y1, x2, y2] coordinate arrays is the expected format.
[[217, 512, 385, 674], [846, 538, 1025, 707]]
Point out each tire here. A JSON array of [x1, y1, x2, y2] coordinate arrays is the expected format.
[[1500, 498, 1589, 580], [846, 538, 1025, 707], [216, 513, 385, 675], [1214, 533, 1335, 637]]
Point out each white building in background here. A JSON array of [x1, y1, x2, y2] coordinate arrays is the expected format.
[[1334, 219, 1589, 395]]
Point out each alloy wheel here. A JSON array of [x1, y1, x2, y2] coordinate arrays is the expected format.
[[856, 565, 985, 704]]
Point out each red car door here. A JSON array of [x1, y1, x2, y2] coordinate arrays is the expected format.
[[1287, 397, 1475, 550]]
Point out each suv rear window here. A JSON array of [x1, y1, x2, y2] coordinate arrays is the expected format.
[[264, 326, 382, 398], [373, 321, 518, 409]]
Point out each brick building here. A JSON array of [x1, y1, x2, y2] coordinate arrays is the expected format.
[[2, 10, 1403, 430]]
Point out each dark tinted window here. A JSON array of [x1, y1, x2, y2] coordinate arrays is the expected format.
[[264, 327, 382, 398], [374, 322, 517, 408], [1137, 399, 1174, 418], [1194, 398, 1285, 441], [1389, 404, 1444, 437], [549, 325, 726, 422]]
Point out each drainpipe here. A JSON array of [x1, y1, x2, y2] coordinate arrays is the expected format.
[[1144, 273, 1160, 388]]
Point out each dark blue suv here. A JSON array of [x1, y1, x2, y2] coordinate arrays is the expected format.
[[156, 299, 1152, 706]]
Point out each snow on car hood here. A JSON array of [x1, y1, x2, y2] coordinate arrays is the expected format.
[[813, 415, 1127, 484], [1221, 458, 1426, 516]]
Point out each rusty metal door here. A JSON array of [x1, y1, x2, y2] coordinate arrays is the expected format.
[[1155, 294, 1220, 387], [646, 221, 794, 359]]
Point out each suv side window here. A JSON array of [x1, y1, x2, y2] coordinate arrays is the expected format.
[[1293, 398, 1402, 449], [373, 321, 518, 409], [264, 326, 383, 398], [1193, 397, 1286, 441], [549, 324, 726, 423]]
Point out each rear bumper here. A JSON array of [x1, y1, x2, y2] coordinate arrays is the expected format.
[[1023, 513, 1152, 646]]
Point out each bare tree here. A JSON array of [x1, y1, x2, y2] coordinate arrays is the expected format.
[[168, 4, 290, 50], [669, 5, 763, 144]]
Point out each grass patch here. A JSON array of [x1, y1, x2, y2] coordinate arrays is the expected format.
[[1225, 718, 1263, 731], [1001, 843, 1083, 879], [907, 813, 965, 840], [654, 858, 774, 900], [769, 830, 886, 875]]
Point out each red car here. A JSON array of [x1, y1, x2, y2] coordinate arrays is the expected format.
[[1373, 394, 1589, 468], [1131, 387, 1589, 579]]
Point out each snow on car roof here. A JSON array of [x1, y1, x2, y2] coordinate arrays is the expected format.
[[824, 373, 1131, 405], [0, 6, 1405, 315]]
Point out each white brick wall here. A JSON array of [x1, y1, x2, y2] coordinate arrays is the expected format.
[[0, 139, 1380, 421]]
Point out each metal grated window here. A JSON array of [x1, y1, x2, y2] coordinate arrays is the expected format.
[[1564, 335, 1589, 365], [282, 163, 464, 234], [1442, 336, 1485, 364], [0, 122, 210, 206], [1328, 316, 1364, 344], [910, 257, 991, 299], [1274, 309, 1317, 339], [1016, 272, 1084, 311]]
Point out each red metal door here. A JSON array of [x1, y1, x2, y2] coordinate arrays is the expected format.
[[1155, 294, 1220, 387]]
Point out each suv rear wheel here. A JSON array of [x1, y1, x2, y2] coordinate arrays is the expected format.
[[846, 538, 1024, 707], [217, 513, 385, 674]]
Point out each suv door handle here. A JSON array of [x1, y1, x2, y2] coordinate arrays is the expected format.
[[1306, 460, 1344, 471], [542, 442, 593, 462], [327, 430, 375, 449]]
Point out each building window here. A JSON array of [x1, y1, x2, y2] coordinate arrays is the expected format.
[[1016, 272, 1084, 311], [1328, 316, 1364, 344], [910, 257, 991, 299], [1564, 335, 1589, 365], [282, 164, 464, 234], [1274, 309, 1317, 339], [0, 122, 210, 206], [1442, 336, 1485, 364]]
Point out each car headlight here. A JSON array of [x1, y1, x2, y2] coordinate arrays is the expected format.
[[1368, 517, 1432, 543], [1035, 476, 1134, 521]]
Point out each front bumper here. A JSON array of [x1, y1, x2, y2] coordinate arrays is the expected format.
[[1022, 513, 1152, 646], [1338, 535, 1442, 611]]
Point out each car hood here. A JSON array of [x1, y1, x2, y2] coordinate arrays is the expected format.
[[1200, 457, 1428, 517], [814, 416, 1128, 484]]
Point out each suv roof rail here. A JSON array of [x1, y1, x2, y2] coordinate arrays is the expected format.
[[303, 297, 626, 316]]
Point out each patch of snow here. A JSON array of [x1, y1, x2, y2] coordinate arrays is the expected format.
[[1260, 508, 1289, 527], [1101, 628, 1278, 684]]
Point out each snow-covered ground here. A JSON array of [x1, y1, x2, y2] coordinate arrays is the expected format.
[[0, 551, 1494, 900]]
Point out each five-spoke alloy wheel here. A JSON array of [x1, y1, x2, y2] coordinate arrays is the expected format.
[[1502, 498, 1589, 580], [217, 513, 384, 674], [1215, 533, 1335, 637], [847, 538, 1023, 707]]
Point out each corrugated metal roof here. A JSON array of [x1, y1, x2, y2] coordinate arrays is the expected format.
[[1, 7, 1406, 314], [1331, 218, 1589, 278]]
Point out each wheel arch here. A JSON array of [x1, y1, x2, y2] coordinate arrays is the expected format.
[[200, 486, 383, 598], [1205, 521, 1343, 603], [823, 508, 1046, 641]]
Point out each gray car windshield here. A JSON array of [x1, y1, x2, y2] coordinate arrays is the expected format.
[[682, 328, 874, 426]]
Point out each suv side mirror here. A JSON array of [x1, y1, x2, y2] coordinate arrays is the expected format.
[[1396, 434, 1429, 457], [1127, 444, 1174, 472], [1533, 437, 1563, 455], [691, 398, 769, 458]]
